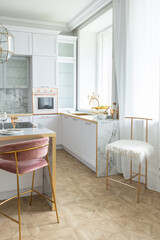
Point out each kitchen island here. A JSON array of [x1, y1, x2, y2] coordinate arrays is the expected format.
[[0, 122, 56, 210], [60, 113, 119, 177]]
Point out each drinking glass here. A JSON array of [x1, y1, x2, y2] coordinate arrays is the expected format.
[[110, 109, 115, 119], [1, 112, 7, 130], [11, 116, 18, 129]]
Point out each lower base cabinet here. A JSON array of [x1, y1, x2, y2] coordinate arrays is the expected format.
[[62, 115, 71, 149], [62, 115, 96, 171], [33, 115, 62, 145], [70, 118, 82, 156], [81, 121, 96, 168]]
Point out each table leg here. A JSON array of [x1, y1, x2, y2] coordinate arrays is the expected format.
[[52, 136, 56, 211]]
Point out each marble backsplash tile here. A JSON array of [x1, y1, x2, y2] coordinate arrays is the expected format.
[[0, 89, 28, 114]]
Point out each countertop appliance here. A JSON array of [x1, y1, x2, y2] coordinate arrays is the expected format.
[[32, 88, 58, 115], [1, 122, 36, 129]]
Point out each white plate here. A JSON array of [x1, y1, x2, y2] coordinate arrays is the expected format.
[[4, 128, 22, 132], [0, 129, 24, 135]]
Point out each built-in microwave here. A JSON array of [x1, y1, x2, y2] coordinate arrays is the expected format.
[[33, 88, 58, 115]]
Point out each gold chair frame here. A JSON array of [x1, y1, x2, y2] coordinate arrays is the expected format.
[[0, 143, 59, 240], [106, 117, 152, 203]]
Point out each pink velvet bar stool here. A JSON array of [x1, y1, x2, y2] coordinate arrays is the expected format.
[[0, 137, 59, 240]]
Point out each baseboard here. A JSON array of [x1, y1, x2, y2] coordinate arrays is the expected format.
[[56, 144, 63, 149], [0, 186, 43, 201], [63, 147, 96, 172]]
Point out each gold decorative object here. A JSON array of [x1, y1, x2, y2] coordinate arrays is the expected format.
[[11, 116, 18, 129], [110, 109, 115, 119], [88, 92, 100, 110], [0, 23, 14, 63]]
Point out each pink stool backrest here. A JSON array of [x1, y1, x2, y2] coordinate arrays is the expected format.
[[0, 137, 49, 161]]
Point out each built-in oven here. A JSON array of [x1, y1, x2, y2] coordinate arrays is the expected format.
[[32, 88, 58, 115]]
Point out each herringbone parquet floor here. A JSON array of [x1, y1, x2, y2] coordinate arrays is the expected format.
[[0, 149, 160, 240]]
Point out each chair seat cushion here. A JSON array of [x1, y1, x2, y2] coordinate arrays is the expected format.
[[0, 158, 48, 174], [106, 140, 154, 161]]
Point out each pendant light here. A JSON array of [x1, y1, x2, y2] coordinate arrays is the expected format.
[[0, 23, 14, 63]]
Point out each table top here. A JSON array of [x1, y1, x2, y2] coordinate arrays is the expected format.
[[0, 121, 56, 141]]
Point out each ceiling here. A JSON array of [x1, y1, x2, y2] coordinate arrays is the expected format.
[[82, 8, 112, 33], [0, 0, 100, 32]]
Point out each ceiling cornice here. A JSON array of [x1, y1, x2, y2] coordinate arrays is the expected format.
[[0, 0, 112, 33], [67, 0, 112, 31], [0, 16, 69, 32]]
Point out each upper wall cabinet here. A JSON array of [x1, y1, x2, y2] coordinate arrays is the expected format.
[[58, 36, 76, 60], [4, 57, 30, 88], [33, 33, 57, 57], [11, 31, 32, 55], [32, 56, 56, 88], [58, 42, 74, 58], [58, 35, 77, 109]]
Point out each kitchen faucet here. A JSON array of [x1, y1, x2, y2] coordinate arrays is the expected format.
[[88, 92, 100, 110]]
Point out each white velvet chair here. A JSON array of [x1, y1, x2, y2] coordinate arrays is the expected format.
[[106, 117, 154, 203]]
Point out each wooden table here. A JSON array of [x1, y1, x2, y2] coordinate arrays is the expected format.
[[0, 122, 56, 210]]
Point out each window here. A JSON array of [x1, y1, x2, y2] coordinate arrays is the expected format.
[[78, 8, 112, 110], [97, 27, 112, 106]]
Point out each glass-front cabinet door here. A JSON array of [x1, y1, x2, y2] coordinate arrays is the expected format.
[[4, 57, 29, 88], [58, 43, 74, 58], [58, 36, 77, 110], [58, 62, 75, 109]]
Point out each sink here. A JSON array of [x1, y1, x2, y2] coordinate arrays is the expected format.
[[71, 112, 93, 116]]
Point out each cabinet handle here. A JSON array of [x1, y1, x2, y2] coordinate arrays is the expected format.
[[85, 122, 91, 125], [73, 118, 77, 121], [64, 116, 68, 119]]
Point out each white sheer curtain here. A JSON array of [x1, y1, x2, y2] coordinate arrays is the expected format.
[[113, 0, 160, 191]]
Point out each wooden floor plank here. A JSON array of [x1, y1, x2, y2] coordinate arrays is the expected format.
[[0, 149, 160, 240]]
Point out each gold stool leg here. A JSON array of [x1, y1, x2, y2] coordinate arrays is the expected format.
[[130, 160, 132, 184], [137, 162, 141, 203], [145, 159, 147, 189], [106, 151, 109, 190], [30, 171, 35, 206], [47, 155, 59, 223], [17, 174, 21, 240]]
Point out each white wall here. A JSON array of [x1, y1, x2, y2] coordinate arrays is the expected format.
[[78, 31, 97, 109]]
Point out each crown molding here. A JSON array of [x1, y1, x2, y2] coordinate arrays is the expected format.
[[0, 16, 69, 33], [67, 0, 112, 31], [0, 0, 112, 33]]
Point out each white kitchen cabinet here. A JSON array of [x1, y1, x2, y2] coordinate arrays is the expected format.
[[4, 57, 30, 88], [32, 56, 56, 88], [61, 115, 97, 171], [33, 115, 62, 145], [81, 121, 96, 168], [11, 31, 32, 55], [62, 115, 72, 150], [58, 36, 77, 110], [70, 117, 82, 156], [58, 35, 77, 60], [58, 61, 75, 109], [33, 33, 57, 57]]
